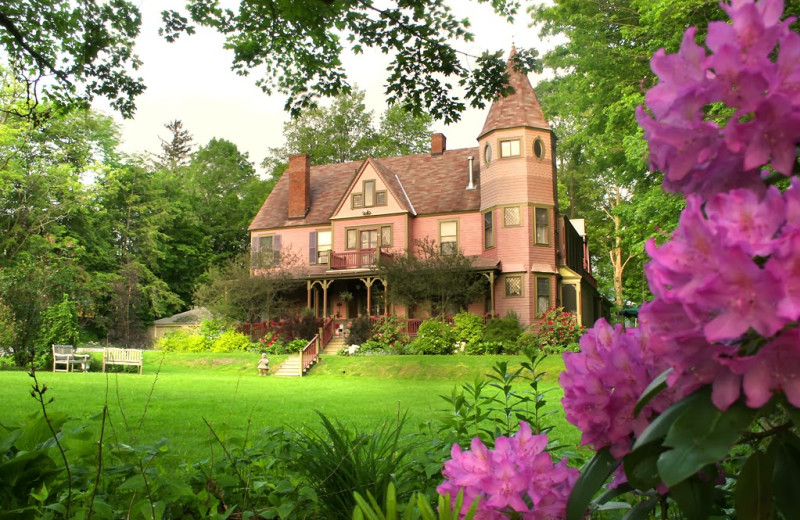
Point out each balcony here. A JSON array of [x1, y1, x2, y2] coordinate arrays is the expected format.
[[329, 248, 394, 270]]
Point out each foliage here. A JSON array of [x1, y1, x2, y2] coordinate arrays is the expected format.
[[407, 319, 457, 355], [0, 298, 18, 354], [353, 483, 478, 520], [279, 309, 322, 342], [482, 314, 523, 353], [381, 239, 488, 317], [0, 0, 144, 122], [360, 315, 411, 354], [519, 307, 584, 354], [210, 329, 252, 353], [156, 330, 207, 352], [156, 323, 254, 353], [348, 316, 374, 346], [292, 411, 417, 520], [162, 1, 540, 123], [452, 312, 485, 353], [34, 294, 79, 363], [464, 340, 505, 356], [194, 251, 305, 323]]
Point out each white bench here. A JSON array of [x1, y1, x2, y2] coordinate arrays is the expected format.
[[52, 344, 90, 373], [102, 348, 143, 374]]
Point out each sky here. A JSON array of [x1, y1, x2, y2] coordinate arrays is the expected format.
[[99, 1, 556, 174]]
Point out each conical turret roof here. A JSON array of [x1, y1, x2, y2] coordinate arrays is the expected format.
[[478, 48, 550, 139]]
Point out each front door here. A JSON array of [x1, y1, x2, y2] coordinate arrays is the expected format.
[[360, 229, 378, 266]]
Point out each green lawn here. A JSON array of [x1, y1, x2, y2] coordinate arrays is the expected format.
[[0, 352, 578, 462]]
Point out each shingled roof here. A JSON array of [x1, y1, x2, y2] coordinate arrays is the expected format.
[[249, 148, 481, 231], [478, 48, 550, 139]]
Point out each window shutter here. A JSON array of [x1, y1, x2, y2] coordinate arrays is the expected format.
[[273, 235, 281, 264], [309, 231, 317, 265]]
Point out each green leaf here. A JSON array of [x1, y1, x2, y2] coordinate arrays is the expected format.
[[657, 395, 756, 487], [633, 390, 707, 450], [773, 434, 800, 520], [566, 447, 620, 520], [735, 450, 775, 520], [623, 441, 662, 490], [621, 498, 658, 520], [117, 474, 146, 491], [670, 475, 714, 520], [634, 368, 672, 417]]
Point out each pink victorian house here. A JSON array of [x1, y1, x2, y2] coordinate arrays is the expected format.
[[249, 56, 605, 329]]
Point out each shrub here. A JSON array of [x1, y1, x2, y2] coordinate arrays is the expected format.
[[362, 315, 410, 354], [522, 307, 584, 354], [348, 316, 373, 345], [280, 309, 322, 341], [157, 330, 208, 352], [482, 313, 522, 352], [407, 319, 457, 355], [465, 340, 504, 355], [452, 312, 484, 353], [210, 329, 253, 352]]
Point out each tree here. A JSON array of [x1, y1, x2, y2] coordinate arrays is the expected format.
[[194, 251, 305, 323], [262, 89, 433, 178], [157, 119, 194, 172], [380, 239, 487, 317], [0, 1, 144, 122], [161, 0, 540, 122]]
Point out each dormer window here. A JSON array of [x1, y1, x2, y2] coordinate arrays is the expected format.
[[500, 139, 521, 157], [351, 179, 387, 209]]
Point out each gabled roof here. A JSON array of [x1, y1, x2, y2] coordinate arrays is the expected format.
[[249, 148, 482, 231], [331, 157, 413, 216], [478, 48, 550, 139]]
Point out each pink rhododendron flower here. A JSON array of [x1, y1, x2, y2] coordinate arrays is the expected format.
[[438, 423, 578, 520], [637, 0, 799, 195], [560, 320, 676, 458]]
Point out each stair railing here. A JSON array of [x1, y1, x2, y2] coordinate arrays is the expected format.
[[301, 335, 320, 374]]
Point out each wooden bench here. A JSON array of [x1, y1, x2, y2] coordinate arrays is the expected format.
[[52, 344, 90, 373], [102, 348, 143, 374]]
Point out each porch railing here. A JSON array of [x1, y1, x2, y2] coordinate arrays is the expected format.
[[368, 315, 423, 337], [301, 335, 319, 374], [329, 248, 393, 270]]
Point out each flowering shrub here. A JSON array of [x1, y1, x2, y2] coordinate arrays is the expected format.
[[408, 319, 457, 355], [557, 2, 800, 519], [360, 315, 411, 354], [438, 422, 579, 519], [520, 307, 584, 354]]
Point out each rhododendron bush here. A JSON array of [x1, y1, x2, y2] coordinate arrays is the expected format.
[[439, 0, 800, 518]]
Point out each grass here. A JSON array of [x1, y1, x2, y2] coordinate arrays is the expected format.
[[0, 352, 579, 463]]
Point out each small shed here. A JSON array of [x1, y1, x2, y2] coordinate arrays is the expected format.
[[148, 307, 212, 342]]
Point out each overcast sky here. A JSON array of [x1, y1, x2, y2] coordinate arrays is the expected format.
[[99, 1, 555, 174]]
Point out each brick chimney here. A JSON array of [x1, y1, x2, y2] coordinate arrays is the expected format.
[[431, 133, 446, 155], [288, 153, 311, 219]]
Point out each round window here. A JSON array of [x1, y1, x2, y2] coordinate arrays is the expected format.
[[533, 138, 545, 159], [484, 144, 492, 164]]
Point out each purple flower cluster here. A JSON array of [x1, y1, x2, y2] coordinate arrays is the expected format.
[[560, 320, 676, 458], [642, 181, 800, 410], [636, 0, 800, 197], [437, 422, 579, 520]]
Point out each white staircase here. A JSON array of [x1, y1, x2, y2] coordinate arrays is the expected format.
[[272, 354, 302, 377]]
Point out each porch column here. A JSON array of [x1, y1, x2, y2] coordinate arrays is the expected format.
[[382, 278, 389, 315], [306, 280, 313, 310], [320, 279, 333, 318], [360, 276, 379, 316], [482, 271, 496, 317]]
